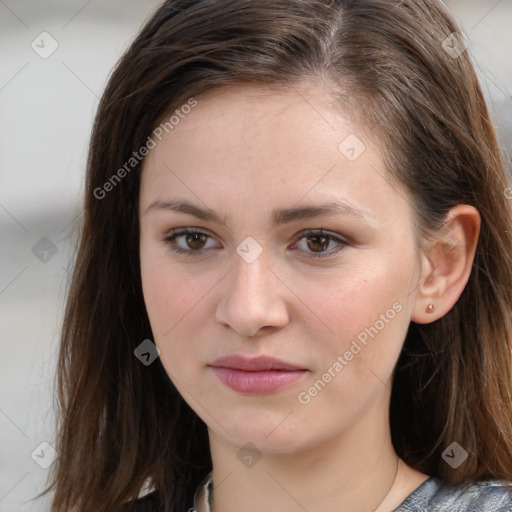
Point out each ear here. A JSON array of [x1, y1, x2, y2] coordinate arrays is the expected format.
[[412, 204, 481, 324]]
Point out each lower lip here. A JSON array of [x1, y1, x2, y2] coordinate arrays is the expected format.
[[211, 367, 307, 394]]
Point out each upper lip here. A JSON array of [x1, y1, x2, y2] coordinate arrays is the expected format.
[[209, 355, 306, 371]]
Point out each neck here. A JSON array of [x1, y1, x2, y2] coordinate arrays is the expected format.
[[207, 401, 407, 512]]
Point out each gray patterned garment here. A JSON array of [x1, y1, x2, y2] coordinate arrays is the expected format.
[[192, 472, 512, 512]]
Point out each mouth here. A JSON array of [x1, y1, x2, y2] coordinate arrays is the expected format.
[[208, 354, 308, 394]]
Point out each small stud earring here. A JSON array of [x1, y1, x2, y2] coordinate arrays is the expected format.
[[425, 304, 435, 314]]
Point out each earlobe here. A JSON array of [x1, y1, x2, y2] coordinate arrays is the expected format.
[[411, 205, 481, 324]]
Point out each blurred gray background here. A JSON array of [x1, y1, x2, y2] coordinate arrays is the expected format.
[[0, 1, 511, 511]]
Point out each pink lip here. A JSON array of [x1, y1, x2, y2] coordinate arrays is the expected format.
[[209, 355, 308, 394]]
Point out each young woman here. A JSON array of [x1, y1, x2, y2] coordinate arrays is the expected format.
[[46, 1, 512, 511]]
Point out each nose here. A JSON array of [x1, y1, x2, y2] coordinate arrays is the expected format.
[[215, 248, 290, 337]]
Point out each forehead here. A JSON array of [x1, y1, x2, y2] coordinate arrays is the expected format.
[[139, 82, 409, 228]]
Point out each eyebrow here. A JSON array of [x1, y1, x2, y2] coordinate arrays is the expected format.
[[144, 198, 375, 227]]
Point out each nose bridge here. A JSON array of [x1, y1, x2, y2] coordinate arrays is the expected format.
[[230, 245, 274, 306], [216, 243, 289, 336]]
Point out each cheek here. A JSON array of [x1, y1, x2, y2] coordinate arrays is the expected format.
[[142, 264, 202, 336], [293, 276, 408, 421], [292, 260, 410, 369], [139, 248, 216, 374], [140, 243, 184, 340]]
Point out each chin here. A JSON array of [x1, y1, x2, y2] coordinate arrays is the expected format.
[[210, 410, 315, 455]]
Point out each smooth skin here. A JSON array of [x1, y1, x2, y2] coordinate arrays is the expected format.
[[139, 82, 480, 512]]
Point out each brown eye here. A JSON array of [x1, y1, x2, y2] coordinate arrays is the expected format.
[[186, 232, 207, 250], [306, 234, 330, 253], [163, 228, 219, 256], [293, 229, 348, 259]]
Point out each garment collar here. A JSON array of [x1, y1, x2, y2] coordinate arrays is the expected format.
[[193, 472, 213, 512]]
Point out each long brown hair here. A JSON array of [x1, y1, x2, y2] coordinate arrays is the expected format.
[[46, 0, 512, 510]]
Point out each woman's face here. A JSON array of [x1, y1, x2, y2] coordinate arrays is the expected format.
[[139, 82, 423, 454]]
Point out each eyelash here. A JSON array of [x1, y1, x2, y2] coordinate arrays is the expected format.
[[162, 228, 348, 259]]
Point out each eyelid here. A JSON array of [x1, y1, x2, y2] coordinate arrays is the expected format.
[[290, 228, 349, 258], [162, 227, 348, 258], [162, 227, 221, 255]]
